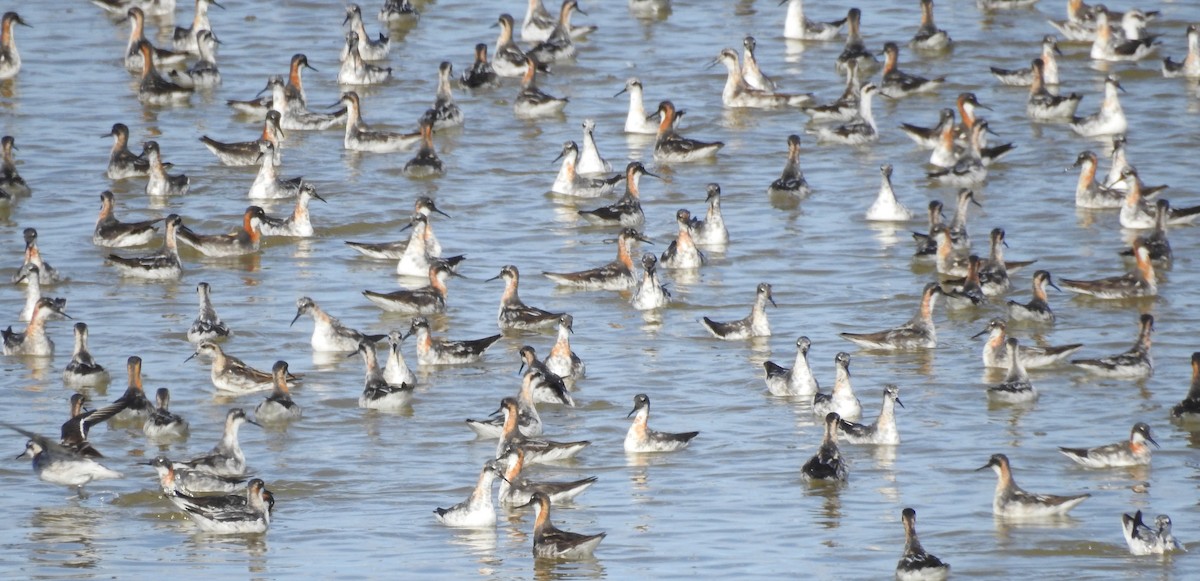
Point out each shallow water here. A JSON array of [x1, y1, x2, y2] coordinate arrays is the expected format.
[[1, 0, 1200, 578]]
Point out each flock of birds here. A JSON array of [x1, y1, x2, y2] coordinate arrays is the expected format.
[[2, 0, 1200, 575]]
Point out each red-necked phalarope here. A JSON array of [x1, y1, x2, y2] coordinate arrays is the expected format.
[[802, 413, 848, 482], [352, 340, 414, 410], [228, 55, 316, 117], [660, 209, 704, 270], [896, 508, 949, 581], [812, 351, 862, 421], [254, 361, 302, 423], [551, 141, 623, 197], [177, 408, 259, 476], [631, 253, 670, 310], [346, 197, 448, 259], [979, 453, 1090, 518], [652, 100, 723, 162], [143, 141, 189, 198], [492, 265, 564, 331], [976, 228, 1035, 295], [109, 356, 154, 424], [1171, 353, 1200, 421], [1060, 422, 1157, 468], [1072, 313, 1154, 378], [148, 455, 248, 498], [188, 282, 231, 343], [808, 83, 879, 145], [838, 384, 902, 445], [742, 36, 776, 92], [840, 282, 942, 350], [3, 298, 68, 356], [379, 0, 418, 25], [880, 42, 945, 98], [364, 263, 457, 314], [1090, 9, 1157, 62], [395, 214, 464, 278], [866, 164, 914, 221], [498, 444, 595, 506], [768, 135, 813, 199], [135, 41, 193, 105], [901, 107, 954, 150], [0, 135, 28, 196], [701, 282, 774, 340], [383, 330, 416, 387], [616, 78, 658, 134], [406, 317, 501, 366], [987, 338, 1038, 404], [11, 428, 122, 492], [974, 318, 1081, 369], [342, 4, 390, 61], [104, 123, 151, 180], [181, 477, 271, 534], [494, 14, 531, 78], [1117, 168, 1200, 229], [461, 43, 500, 89], [1007, 270, 1060, 323], [107, 214, 183, 279], [13, 228, 58, 284], [167, 29, 221, 89], [927, 121, 988, 185], [94, 191, 160, 248], [1071, 75, 1126, 136], [713, 48, 814, 109], [1047, 0, 1101, 41], [624, 394, 698, 453], [64, 323, 108, 388], [0, 12, 28, 80], [260, 183, 323, 237], [520, 492, 605, 559], [187, 341, 292, 394], [546, 314, 585, 383], [781, 0, 845, 41], [1027, 59, 1081, 121], [427, 62, 464, 130], [339, 32, 392, 85], [1059, 238, 1156, 299], [291, 296, 383, 353], [689, 183, 728, 246], [527, 0, 586, 65], [202, 112, 283, 167], [60, 393, 125, 457], [801, 60, 862, 123], [493, 397, 590, 463], [911, 0, 951, 51], [836, 8, 878, 74], [402, 116, 445, 178], [468, 369, 548, 438], [1122, 510, 1184, 555], [1071, 150, 1123, 208], [522, 0, 557, 43], [435, 459, 504, 528], [764, 336, 819, 397], [577, 119, 610, 175], [14, 266, 63, 323], [177, 206, 265, 257], [942, 254, 985, 309], [145, 388, 189, 440], [247, 142, 300, 200], [514, 56, 568, 118], [992, 35, 1062, 86], [519, 347, 575, 405], [173, 0, 222, 54], [578, 161, 654, 227], [1163, 25, 1200, 78], [124, 7, 187, 73], [545, 228, 650, 290]]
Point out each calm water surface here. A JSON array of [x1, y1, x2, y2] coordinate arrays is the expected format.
[[2, 0, 1200, 578]]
